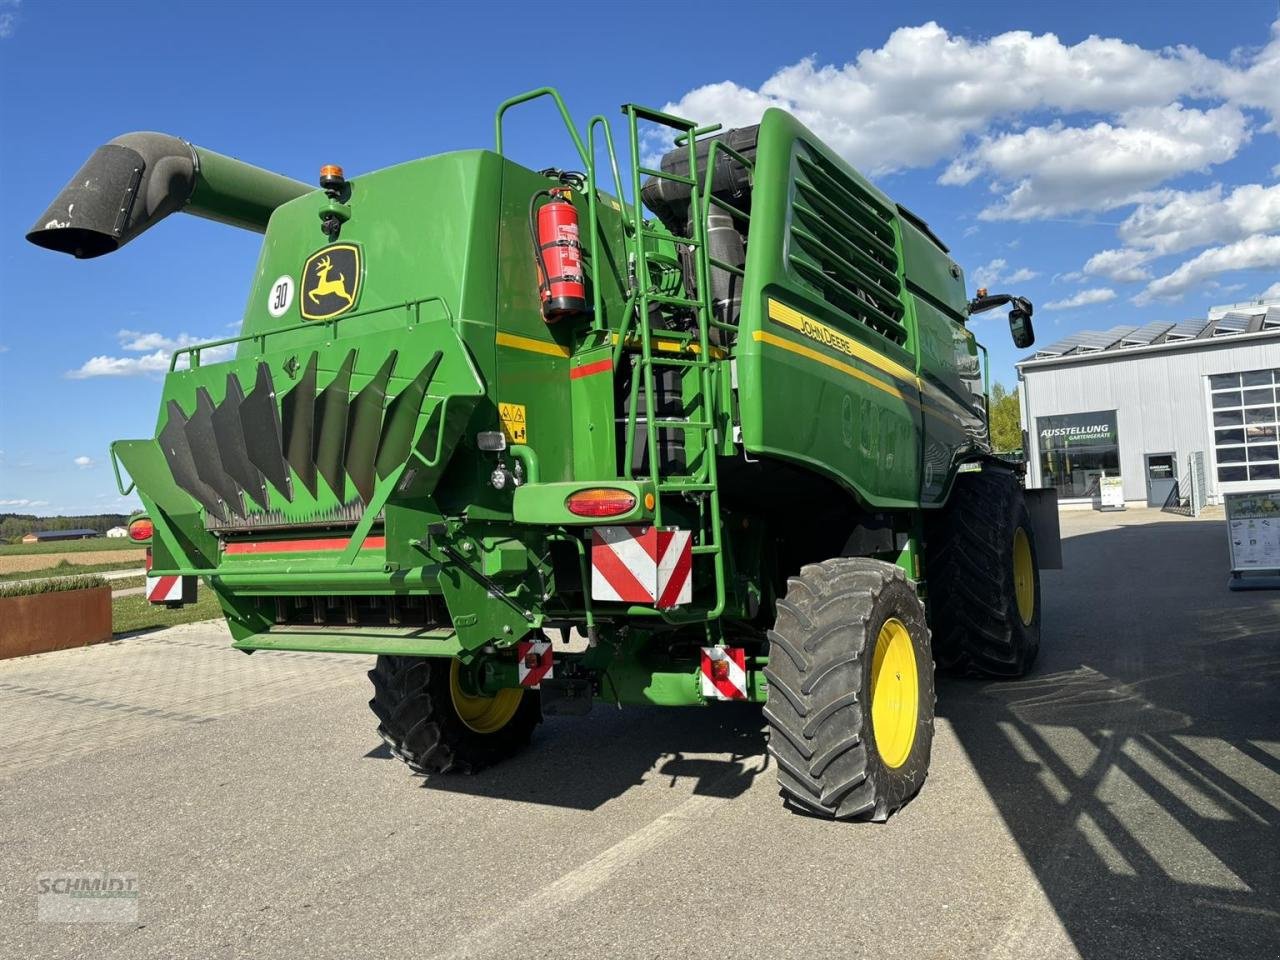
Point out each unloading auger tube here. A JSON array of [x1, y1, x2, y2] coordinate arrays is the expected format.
[[26, 132, 310, 259]]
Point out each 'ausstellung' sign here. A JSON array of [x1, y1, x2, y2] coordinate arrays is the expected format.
[[1037, 412, 1118, 445]]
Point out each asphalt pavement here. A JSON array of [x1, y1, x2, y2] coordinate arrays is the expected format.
[[1, 507, 1277, 959]]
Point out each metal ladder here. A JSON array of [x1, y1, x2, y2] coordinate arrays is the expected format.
[[621, 103, 727, 619]]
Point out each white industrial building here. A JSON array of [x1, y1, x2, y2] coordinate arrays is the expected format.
[[1017, 298, 1280, 508]]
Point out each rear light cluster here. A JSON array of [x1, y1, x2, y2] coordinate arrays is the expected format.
[[127, 517, 154, 543], [565, 488, 636, 518]]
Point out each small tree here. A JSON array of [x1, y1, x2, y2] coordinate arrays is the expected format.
[[989, 382, 1023, 452]]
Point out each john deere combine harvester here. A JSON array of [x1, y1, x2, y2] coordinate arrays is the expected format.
[[29, 89, 1058, 820]]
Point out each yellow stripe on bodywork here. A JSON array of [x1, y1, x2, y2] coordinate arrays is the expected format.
[[767, 299, 918, 387], [496, 331, 727, 362], [495, 332, 572, 358], [610, 333, 727, 360], [753, 330, 918, 408]]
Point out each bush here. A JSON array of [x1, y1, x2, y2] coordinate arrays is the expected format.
[[0, 575, 108, 598]]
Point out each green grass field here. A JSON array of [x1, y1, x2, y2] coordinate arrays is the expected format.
[[0, 559, 144, 583], [112, 585, 223, 635], [0, 538, 141, 556]]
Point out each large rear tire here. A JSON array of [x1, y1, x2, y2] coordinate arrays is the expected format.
[[368, 655, 540, 775], [764, 558, 935, 821], [927, 466, 1041, 677]]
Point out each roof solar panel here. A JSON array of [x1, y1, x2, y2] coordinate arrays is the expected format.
[[1213, 313, 1251, 335], [1022, 306, 1280, 364], [1116, 321, 1174, 346], [1079, 325, 1137, 351], [1165, 318, 1208, 340]]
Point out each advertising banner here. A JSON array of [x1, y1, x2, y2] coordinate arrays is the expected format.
[[1100, 475, 1125, 511], [1225, 491, 1280, 572]]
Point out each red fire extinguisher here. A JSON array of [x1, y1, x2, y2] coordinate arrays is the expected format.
[[530, 187, 587, 321]]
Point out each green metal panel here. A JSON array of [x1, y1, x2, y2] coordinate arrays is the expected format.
[[570, 344, 617, 479], [914, 295, 988, 502], [896, 216, 969, 317], [233, 629, 463, 657], [736, 108, 921, 509]]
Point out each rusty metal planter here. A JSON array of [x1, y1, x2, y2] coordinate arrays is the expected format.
[[0, 586, 113, 659]]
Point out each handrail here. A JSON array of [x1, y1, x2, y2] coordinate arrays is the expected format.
[[494, 87, 589, 168], [696, 139, 755, 234], [168, 295, 454, 371], [586, 114, 628, 333], [109, 441, 136, 496]]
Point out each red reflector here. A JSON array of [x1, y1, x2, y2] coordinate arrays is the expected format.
[[711, 659, 731, 681], [127, 518, 154, 542], [566, 488, 637, 518]]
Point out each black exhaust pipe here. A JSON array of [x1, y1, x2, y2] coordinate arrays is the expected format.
[[26, 132, 311, 259]]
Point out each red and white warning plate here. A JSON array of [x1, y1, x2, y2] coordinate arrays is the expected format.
[[700, 646, 748, 701], [145, 549, 194, 604], [517, 639, 553, 687], [590, 526, 692, 609]]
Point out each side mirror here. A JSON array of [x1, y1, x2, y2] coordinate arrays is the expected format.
[[967, 290, 1036, 348], [1009, 305, 1035, 349]]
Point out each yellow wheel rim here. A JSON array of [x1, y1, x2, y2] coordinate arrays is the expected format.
[[449, 660, 522, 735], [1013, 526, 1035, 627], [870, 617, 919, 769]]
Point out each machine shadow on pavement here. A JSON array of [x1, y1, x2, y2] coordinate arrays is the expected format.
[[937, 517, 1280, 960], [365, 702, 769, 810]]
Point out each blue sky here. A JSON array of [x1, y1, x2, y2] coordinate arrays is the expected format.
[[1, 0, 1278, 515]]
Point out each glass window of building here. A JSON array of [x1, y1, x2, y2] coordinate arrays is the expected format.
[[1036, 411, 1120, 499], [1210, 369, 1280, 483]]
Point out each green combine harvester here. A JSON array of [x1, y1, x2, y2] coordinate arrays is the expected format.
[[29, 89, 1058, 820]]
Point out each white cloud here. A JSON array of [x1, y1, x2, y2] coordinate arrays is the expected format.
[[1260, 281, 1280, 300], [1116, 182, 1280, 256], [1217, 19, 1280, 131], [67, 333, 232, 379], [1043, 288, 1117, 310], [1136, 234, 1280, 303], [661, 21, 1278, 223], [74, 456, 95, 469], [0, 0, 19, 40], [115, 329, 210, 352], [665, 23, 1221, 175], [0, 344, 8, 353], [0, 498, 49, 508], [956, 104, 1249, 221], [67, 350, 173, 379], [971, 258, 1038, 288], [1080, 247, 1154, 283]]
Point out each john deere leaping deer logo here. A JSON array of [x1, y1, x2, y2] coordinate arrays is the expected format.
[[300, 243, 362, 321]]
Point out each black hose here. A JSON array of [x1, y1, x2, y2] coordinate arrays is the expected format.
[[528, 189, 553, 304]]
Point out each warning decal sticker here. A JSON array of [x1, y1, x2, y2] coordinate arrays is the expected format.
[[498, 402, 527, 443]]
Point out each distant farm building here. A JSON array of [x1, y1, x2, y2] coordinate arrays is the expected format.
[[21, 528, 100, 544], [106, 526, 128, 538]]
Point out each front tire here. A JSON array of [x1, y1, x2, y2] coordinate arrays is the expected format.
[[763, 558, 935, 821], [368, 655, 540, 775]]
